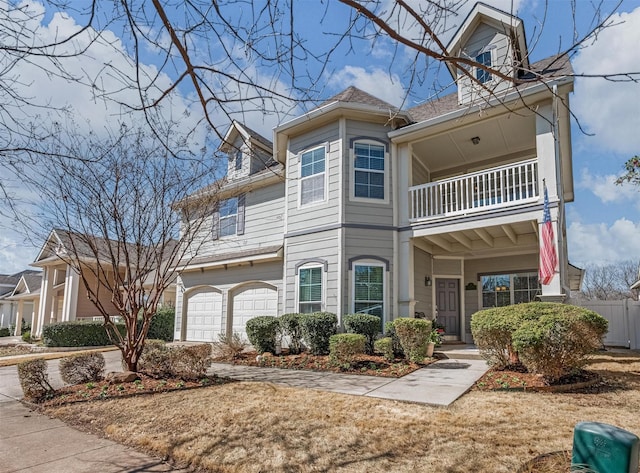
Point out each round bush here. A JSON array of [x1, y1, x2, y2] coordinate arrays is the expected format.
[[17, 359, 54, 401], [0, 327, 10, 337], [393, 318, 431, 363], [470, 306, 529, 368], [343, 313, 381, 355], [374, 337, 394, 362], [329, 333, 366, 366], [246, 316, 280, 354], [279, 313, 304, 354], [299, 312, 338, 355], [384, 321, 404, 358], [512, 305, 607, 382], [59, 352, 105, 384]]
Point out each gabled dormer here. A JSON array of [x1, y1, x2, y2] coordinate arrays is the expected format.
[[219, 121, 275, 181], [446, 3, 530, 105]]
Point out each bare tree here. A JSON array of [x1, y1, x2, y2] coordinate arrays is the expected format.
[[580, 260, 640, 300], [11, 123, 223, 371], [616, 155, 640, 187]]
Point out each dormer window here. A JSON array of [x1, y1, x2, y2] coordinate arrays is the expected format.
[[475, 51, 492, 83], [235, 150, 243, 171]]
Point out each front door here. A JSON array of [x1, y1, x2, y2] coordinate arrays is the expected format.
[[436, 278, 460, 337]]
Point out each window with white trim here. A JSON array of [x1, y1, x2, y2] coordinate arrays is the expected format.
[[354, 142, 385, 199], [298, 266, 322, 313], [476, 51, 492, 83], [481, 272, 540, 308], [219, 197, 238, 237], [235, 150, 243, 171], [353, 264, 384, 327], [300, 146, 325, 205]]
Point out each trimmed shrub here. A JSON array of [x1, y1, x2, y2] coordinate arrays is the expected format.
[[299, 312, 338, 355], [17, 359, 54, 401], [42, 320, 125, 347], [21, 331, 31, 343], [170, 343, 212, 380], [343, 313, 381, 355], [384, 321, 404, 358], [246, 316, 280, 354], [212, 332, 248, 359], [393, 318, 432, 363], [59, 352, 105, 384], [139, 341, 212, 380], [374, 337, 394, 362], [279, 313, 304, 354], [329, 333, 366, 366], [512, 306, 608, 382], [146, 307, 175, 341], [0, 327, 10, 337]]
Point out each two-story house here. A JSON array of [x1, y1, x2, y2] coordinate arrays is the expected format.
[[174, 3, 579, 344]]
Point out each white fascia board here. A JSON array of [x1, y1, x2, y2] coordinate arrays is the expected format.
[[179, 249, 284, 273]]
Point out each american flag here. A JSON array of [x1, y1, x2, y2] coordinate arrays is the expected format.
[[539, 183, 557, 285]]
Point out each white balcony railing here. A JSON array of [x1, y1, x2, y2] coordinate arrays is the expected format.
[[409, 159, 539, 222]]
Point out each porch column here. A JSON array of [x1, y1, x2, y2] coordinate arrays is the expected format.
[[538, 207, 565, 302], [535, 102, 559, 200], [35, 267, 54, 337], [13, 300, 24, 336], [397, 234, 415, 317], [61, 265, 79, 322], [30, 299, 40, 337]]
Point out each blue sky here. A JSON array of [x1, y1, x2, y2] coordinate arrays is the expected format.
[[1, 0, 639, 272]]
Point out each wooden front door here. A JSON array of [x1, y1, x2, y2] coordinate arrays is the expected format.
[[436, 278, 460, 337]]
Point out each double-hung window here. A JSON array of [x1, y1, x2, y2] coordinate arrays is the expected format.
[[300, 147, 325, 205], [353, 264, 384, 327], [354, 143, 385, 199], [219, 197, 238, 237], [476, 51, 492, 83], [235, 151, 243, 171], [298, 266, 322, 313], [481, 272, 540, 308]]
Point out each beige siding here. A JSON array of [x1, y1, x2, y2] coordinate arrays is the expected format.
[[433, 258, 462, 276], [414, 248, 433, 317], [175, 260, 283, 339], [457, 22, 514, 104], [75, 272, 120, 318], [185, 182, 285, 259], [286, 123, 340, 232], [284, 230, 340, 315], [412, 156, 430, 187], [344, 119, 394, 226]]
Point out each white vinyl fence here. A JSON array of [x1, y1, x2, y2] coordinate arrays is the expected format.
[[569, 299, 640, 349]]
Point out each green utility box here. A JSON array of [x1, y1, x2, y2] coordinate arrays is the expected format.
[[572, 422, 639, 473]]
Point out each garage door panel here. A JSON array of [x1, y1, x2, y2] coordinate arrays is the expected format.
[[232, 285, 278, 339], [185, 289, 222, 342]]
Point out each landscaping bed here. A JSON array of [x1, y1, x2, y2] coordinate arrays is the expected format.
[[474, 365, 601, 391], [214, 350, 430, 377], [0, 345, 33, 357], [41, 374, 232, 407]]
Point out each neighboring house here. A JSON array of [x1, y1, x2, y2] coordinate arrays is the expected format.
[[0, 270, 41, 330], [631, 277, 640, 301], [175, 3, 579, 343], [29, 229, 176, 337]]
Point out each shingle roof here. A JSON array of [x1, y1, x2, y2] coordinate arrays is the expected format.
[[237, 122, 273, 149], [406, 54, 573, 123], [23, 274, 42, 292], [318, 86, 401, 111]]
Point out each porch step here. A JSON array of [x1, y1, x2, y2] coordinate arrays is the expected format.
[[436, 344, 484, 361]]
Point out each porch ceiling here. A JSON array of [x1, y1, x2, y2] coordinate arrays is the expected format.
[[414, 220, 539, 258], [411, 112, 536, 176]]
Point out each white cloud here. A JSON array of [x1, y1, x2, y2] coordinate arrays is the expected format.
[[0, 235, 38, 275], [578, 168, 640, 207], [331, 66, 407, 108], [568, 218, 640, 266], [572, 6, 640, 154]]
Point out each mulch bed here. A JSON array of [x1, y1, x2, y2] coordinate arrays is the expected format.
[[41, 374, 233, 407], [216, 351, 431, 377], [474, 365, 601, 392]]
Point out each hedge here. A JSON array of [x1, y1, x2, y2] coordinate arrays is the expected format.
[[246, 316, 280, 354], [300, 312, 337, 355], [279, 313, 304, 354], [147, 307, 175, 341], [329, 333, 366, 366], [393, 318, 432, 363], [343, 313, 381, 355], [42, 320, 126, 347], [0, 327, 10, 337]]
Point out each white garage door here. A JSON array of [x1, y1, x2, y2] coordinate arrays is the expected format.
[[232, 285, 278, 339], [185, 289, 223, 342]]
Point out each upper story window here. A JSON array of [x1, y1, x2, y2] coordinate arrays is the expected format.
[[481, 272, 540, 308], [300, 146, 325, 206], [475, 51, 492, 83], [298, 266, 322, 313], [354, 142, 385, 199], [235, 151, 243, 171], [219, 197, 238, 237]]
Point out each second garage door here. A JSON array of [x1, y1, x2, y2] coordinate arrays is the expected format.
[[231, 284, 278, 339]]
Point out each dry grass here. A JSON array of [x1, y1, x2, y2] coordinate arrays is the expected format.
[[45, 351, 640, 473]]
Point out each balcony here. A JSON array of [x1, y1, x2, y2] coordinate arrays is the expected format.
[[409, 159, 539, 223]]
